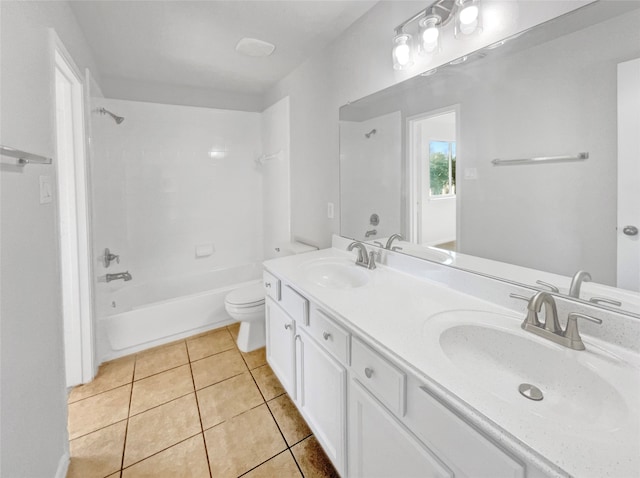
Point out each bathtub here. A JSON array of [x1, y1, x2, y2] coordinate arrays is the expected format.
[[97, 262, 262, 361]]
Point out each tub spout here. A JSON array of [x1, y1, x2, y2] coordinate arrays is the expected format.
[[106, 271, 132, 282]]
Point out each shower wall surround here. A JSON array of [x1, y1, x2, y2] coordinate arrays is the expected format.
[[261, 96, 291, 260], [91, 98, 263, 314], [340, 111, 401, 240]]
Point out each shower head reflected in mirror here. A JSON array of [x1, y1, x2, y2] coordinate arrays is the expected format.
[[98, 107, 125, 124], [365, 129, 377, 138]]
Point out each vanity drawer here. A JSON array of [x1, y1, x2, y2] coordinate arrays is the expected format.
[[263, 271, 281, 301], [405, 377, 524, 478], [308, 307, 350, 364], [281, 284, 309, 324], [351, 336, 406, 416]]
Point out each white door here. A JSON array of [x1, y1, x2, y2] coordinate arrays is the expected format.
[[265, 298, 296, 397], [296, 328, 346, 475], [53, 36, 95, 387], [348, 379, 452, 478], [617, 58, 640, 291]]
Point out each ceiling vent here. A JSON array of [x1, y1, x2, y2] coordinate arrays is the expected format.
[[235, 38, 276, 57]]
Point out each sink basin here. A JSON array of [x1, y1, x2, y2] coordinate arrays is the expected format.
[[301, 258, 370, 289], [423, 310, 631, 433]]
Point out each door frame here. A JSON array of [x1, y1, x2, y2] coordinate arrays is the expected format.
[[407, 105, 460, 245], [617, 58, 640, 291], [51, 30, 96, 386]]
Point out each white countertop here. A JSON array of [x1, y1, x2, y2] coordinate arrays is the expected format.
[[264, 247, 640, 478]]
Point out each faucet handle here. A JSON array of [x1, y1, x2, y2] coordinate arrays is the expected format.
[[368, 251, 377, 270], [567, 312, 602, 326], [373, 241, 384, 247], [535, 280, 559, 293], [104, 248, 120, 268], [510, 293, 532, 302], [589, 296, 622, 307], [564, 313, 602, 349]]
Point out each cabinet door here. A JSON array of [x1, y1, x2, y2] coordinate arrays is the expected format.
[[349, 379, 453, 478], [265, 298, 295, 398], [296, 327, 347, 476]]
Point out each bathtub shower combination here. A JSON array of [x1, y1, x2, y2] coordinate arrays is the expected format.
[[97, 262, 262, 360], [97, 241, 317, 360]]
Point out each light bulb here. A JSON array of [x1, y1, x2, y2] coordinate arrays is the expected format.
[[392, 33, 413, 70], [455, 0, 482, 37], [459, 5, 478, 25], [395, 44, 410, 64], [423, 27, 439, 44], [419, 15, 441, 56]]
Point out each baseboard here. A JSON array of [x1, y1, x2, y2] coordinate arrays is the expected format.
[[55, 452, 69, 478]]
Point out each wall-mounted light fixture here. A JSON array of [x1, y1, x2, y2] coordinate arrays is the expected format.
[[392, 0, 482, 70]]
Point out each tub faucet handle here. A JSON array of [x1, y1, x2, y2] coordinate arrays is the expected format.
[[104, 248, 120, 268]]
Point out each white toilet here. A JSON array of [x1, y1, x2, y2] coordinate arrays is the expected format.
[[224, 281, 266, 352], [224, 241, 317, 352]]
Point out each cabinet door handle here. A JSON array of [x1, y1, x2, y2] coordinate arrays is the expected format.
[[284, 323, 292, 330], [364, 367, 374, 378], [322, 332, 331, 341], [265, 282, 271, 288]]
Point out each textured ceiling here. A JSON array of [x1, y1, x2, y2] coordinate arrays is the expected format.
[[70, 1, 377, 98]]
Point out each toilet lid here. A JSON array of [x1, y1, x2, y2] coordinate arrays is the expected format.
[[226, 282, 265, 307]]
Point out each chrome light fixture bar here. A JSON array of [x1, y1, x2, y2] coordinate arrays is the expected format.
[[392, 0, 482, 70]]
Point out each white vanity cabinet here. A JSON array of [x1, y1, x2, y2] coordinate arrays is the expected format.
[[296, 326, 347, 475], [403, 375, 526, 478], [265, 297, 296, 398], [265, 282, 348, 476], [349, 378, 453, 478], [264, 270, 535, 478]]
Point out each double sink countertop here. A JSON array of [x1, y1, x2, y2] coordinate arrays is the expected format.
[[264, 247, 640, 478]]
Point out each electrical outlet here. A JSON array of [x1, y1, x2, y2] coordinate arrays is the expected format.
[[464, 168, 478, 180], [39, 175, 53, 204], [327, 202, 335, 219]]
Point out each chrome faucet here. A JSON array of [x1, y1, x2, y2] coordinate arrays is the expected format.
[[510, 291, 602, 350], [568, 270, 591, 298], [364, 229, 377, 238], [347, 241, 376, 269], [106, 271, 132, 282], [384, 233, 403, 250], [528, 291, 561, 333]]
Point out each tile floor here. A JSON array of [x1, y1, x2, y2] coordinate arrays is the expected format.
[[67, 323, 339, 478]]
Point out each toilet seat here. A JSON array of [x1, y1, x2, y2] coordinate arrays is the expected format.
[[225, 281, 265, 308]]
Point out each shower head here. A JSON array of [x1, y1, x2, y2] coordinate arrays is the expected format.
[[98, 107, 124, 124], [365, 129, 377, 138]]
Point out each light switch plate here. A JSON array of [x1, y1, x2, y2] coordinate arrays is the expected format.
[[327, 202, 335, 219], [39, 175, 53, 204]]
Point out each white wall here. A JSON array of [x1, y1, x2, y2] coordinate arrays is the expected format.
[[264, 0, 593, 249], [340, 112, 402, 241], [456, 12, 640, 284], [91, 99, 263, 315], [261, 97, 292, 260], [337, 9, 639, 284], [0, 1, 101, 476]]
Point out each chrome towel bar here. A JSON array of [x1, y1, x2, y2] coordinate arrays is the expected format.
[[491, 152, 588, 166], [1, 145, 53, 166]]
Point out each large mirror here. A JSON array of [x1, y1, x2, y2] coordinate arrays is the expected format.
[[339, 2, 640, 315]]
